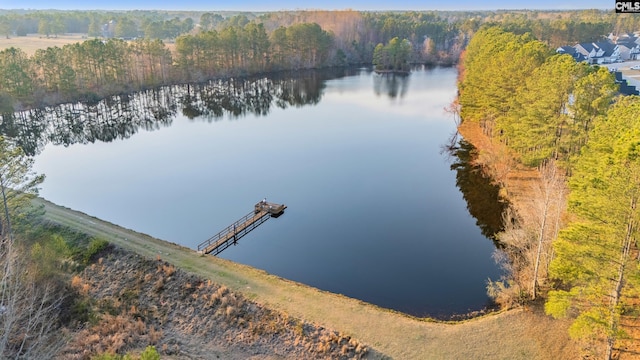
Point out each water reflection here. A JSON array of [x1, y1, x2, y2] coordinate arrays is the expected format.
[[28, 67, 504, 317], [373, 72, 410, 99], [448, 138, 508, 240], [0, 68, 358, 156]]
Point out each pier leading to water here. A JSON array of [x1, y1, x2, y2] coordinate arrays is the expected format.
[[197, 200, 287, 256]]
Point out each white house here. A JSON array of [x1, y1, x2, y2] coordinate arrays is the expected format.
[[572, 41, 620, 64]]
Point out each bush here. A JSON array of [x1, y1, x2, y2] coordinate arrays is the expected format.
[[487, 278, 527, 309], [83, 238, 110, 264], [140, 346, 160, 360]]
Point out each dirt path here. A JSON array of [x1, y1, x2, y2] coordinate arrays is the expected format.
[[36, 197, 579, 359]]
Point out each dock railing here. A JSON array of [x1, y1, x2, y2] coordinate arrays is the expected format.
[[197, 201, 286, 256]]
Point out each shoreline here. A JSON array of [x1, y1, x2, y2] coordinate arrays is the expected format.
[[35, 196, 578, 359]]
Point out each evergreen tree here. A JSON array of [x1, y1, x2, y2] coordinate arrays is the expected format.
[[114, 17, 138, 38], [459, 27, 550, 136], [372, 37, 411, 72], [0, 48, 34, 101], [500, 54, 580, 167], [546, 96, 640, 359]]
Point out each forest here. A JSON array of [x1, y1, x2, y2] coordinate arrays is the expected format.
[[0, 8, 635, 111], [458, 26, 640, 359]]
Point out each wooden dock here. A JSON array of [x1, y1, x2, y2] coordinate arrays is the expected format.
[[197, 200, 287, 256]]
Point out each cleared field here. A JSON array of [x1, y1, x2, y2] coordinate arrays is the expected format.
[[0, 33, 88, 55]]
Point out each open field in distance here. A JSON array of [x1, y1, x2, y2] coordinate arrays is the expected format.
[[0, 33, 89, 55]]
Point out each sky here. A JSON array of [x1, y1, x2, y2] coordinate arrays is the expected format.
[[0, 0, 609, 12]]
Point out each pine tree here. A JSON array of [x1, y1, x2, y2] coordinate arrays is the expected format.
[[546, 96, 640, 359]]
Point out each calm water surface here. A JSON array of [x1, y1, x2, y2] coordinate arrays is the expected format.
[[32, 67, 501, 318]]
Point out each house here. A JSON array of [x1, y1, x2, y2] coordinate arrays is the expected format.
[[556, 46, 586, 62], [614, 34, 640, 60], [618, 43, 640, 60], [601, 33, 640, 60], [573, 41, 620, 64], [557, 40, 620, 64]]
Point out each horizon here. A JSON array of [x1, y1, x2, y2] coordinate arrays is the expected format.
[[0, 0, 608, 12]]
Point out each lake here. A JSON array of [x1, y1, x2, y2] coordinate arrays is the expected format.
[[26, 66, 503, 318]]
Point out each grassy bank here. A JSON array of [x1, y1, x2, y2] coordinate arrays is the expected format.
[[36, 197, 579, 359]]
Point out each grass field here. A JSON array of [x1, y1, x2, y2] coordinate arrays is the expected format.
[[0, 33, 89, 55], [36, 196, 581, 359]]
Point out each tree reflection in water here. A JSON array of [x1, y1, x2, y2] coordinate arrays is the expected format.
[[0, 68, 358, 156], [0, 64, 508, 245], [373, 72, 410, 99], [446, 137, 508, 242]]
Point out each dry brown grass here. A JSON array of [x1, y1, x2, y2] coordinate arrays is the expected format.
[[70, 274, 90, 296], [59, 313, 160, 359], [66, 246, 371, 359], [0, 33, 182, 58], [0, 33, 89, 55]]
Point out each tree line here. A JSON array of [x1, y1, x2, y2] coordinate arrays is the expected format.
[[458, 26, 639, 359], [0, 9, 629, 112], [0, 21, 336, 110], [0, 9, 628, 48], [0, 10, 196, 39], [0, 10, 471, 110], [482, 10, 640, 48]]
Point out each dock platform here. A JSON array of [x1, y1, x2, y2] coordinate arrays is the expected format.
[[197, 201, 286, 256]]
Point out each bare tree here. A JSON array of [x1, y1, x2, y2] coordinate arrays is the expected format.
[[0, 138, 67, 358], [490, 161, 568, 305], [529, 161, 567, 299], [489, 206, 532, 307], [0, 245, 67, 359], [444, 97, 461, 127]]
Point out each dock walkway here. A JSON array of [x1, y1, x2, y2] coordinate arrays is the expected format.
[[197, 201, 286, 256]]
